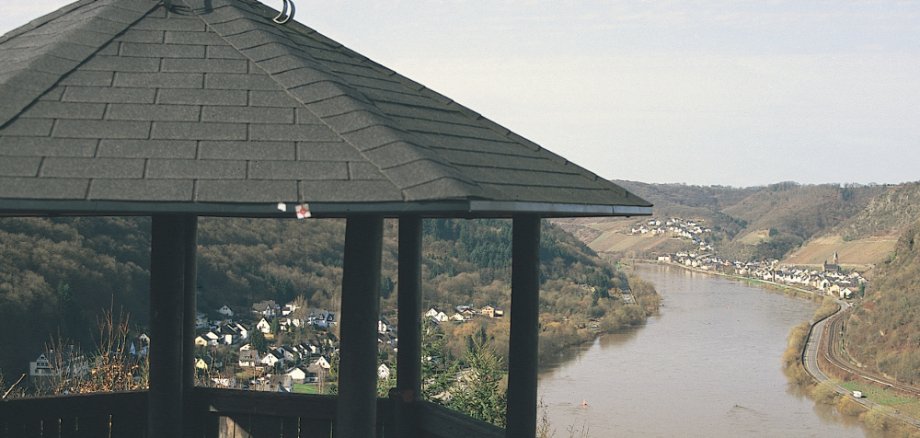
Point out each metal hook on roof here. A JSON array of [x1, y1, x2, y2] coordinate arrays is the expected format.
[[273, 0, 295, 24]]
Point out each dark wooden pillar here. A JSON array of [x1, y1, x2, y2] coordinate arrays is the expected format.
[[335, 215, 384, 438], [395, 215, 422, 437], [182, 216, 198, 437], [506, 215, 541, 438], [149, 215, 194, 437]]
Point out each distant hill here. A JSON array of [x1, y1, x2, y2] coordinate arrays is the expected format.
[[556, 181, 919, 269]]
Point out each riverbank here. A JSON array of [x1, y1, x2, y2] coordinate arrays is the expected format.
[[784, 292, 920, 436], [623, 259, 823, 301]]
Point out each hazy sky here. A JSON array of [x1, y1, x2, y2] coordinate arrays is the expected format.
[[3, 1, 920, 187]]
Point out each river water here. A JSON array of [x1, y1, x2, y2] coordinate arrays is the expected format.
[[538, 264, 869, 437]]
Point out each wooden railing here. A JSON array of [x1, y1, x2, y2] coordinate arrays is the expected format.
[[0, 391, 146, 438], [0, 389, 503, 438]]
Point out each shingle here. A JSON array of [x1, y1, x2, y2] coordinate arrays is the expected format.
[[79, 55, 160, 72], [257, 55, 312, 75], [205, 73, 279, 90], [19, 101, 106, 120], [249, 161, 347, 180], [161, 58, 248, 73], [324, 110, 384, 133], [157, 88, 247, 106], [299, 180, 402, 202], [295, 109, 323, 124], [197, 180, 298, 202], [38, 87, 65, 101], [288, 81, 350, 104], [0, 177, 89, 199], [89, 178, 194, 201], [199, 141, 294, 160], [206, 45, 246, 59], [42, 157, 145, 178], [249, 90, 302, 107], [54, 119, 150, 139], [58, 70, 114, 86], [151, 122, 246, 140], [297, 142, 364, 161], [0, 137, 97, 157], [94, 43, 119, 56], [164, 30, 226, 45], [121, 42, 205, 58], [339, 125, 406, 151], [113, 72, 203, 88], [201, 106, 293, 124], [0, 156, 42, 176], [0, 118, 54, 136], [381, 159, 462, 188], [402, 178, 480, 202], [98, 139, 197, 158], [237, 42, 290, 62], [147, 159, 246, 179], [361, 141, 428, 169], [347, 162, 385, 180], [301, 95, 364, 117], [107, 103, 200, 121], [62, 86, 155, 103], [115, 29, 164, 44], [132, 17, 206, 32], [249, 124, 340, 142]]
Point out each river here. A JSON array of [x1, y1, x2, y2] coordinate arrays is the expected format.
[[538, 264, 870, 437]]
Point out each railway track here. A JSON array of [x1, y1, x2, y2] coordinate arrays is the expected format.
[[821, 310, 920, 398]]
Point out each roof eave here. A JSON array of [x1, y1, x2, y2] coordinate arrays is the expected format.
[[0, 199, 652, 219]]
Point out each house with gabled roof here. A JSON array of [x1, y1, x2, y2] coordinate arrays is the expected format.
[[0, 0, 650, 435]]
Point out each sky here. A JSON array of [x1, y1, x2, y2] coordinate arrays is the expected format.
[[3, 1, 920, 188]]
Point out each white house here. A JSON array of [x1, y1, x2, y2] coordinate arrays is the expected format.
[[313, 356, 331, 370], [256, 317, 272, 334], [238, 345, 258, 368], [218, 305, 234, 317], [261, 351, 282, 368], [286, 366, 307, 384], [377, 364, 390, 380], [424, 308, 440, 319], [29, 353, 57, 378]]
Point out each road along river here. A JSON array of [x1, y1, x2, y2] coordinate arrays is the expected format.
[[538, 264, 871, 437]]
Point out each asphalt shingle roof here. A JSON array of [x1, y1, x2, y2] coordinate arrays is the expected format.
[[0, 0, 651, 218]]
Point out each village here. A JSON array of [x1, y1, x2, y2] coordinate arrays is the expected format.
[[636, 217, 867, 300], [27, 299, 506, 394]]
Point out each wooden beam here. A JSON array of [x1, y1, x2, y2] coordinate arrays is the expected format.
[[506, 215, 541, 438], [335, 215, 384, 438], [396, 215, 422, 437], [182, 215, 198, 437], [149, 215, 192, 437]]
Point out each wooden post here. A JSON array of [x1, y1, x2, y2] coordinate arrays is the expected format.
[[149, 215, 191, 438], [182, 215, 198, 437], [506, 215, 540, 438], [335, 215, 384, 438], [396, 215, 422, 437]]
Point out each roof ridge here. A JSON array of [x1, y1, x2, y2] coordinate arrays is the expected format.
[[186, 0, 485, 201], [0, 0, 158, 128]]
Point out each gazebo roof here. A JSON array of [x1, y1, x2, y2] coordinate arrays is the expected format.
[[0, 0, 651, 218]]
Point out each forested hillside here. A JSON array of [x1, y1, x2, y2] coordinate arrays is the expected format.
[[843, 221, 920, 385], [0, 216, 653, 376]]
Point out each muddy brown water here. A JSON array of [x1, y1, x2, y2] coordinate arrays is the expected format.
[[538, 264, 870, 437]]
